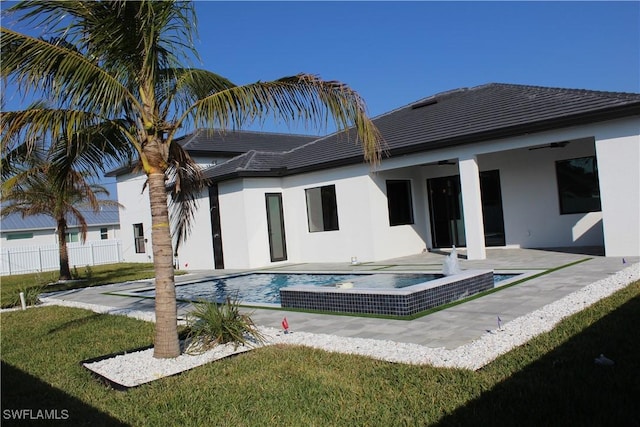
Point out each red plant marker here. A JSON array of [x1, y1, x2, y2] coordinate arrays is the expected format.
[[282, 317, 289, 333]]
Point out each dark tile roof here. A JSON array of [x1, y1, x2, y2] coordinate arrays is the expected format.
[[1, 207, 120, 232], [175, 128, 317, 156], [202, 83, 640, 181], [106, 129, 316, 177]]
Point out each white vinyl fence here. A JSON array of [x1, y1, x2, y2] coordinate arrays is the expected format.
[[1, 240, 123, 276]]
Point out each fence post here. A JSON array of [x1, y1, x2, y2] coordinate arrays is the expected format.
[[90, 241, 95, 266], [38, 247, 43, 272], [7, 251, 12, 275]]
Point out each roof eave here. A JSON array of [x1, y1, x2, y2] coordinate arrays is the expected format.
[[387, 104, 640, 156]]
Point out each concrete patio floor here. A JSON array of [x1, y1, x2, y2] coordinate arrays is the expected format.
[[42, 248, 639, 350]]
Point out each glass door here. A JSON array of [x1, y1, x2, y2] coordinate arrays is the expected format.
[[427, 175, 466, 248], [479, 170, 506, 246], [265, 193, 287, 262], [209, 184, 224, 269], [427, 171, 506, 249]]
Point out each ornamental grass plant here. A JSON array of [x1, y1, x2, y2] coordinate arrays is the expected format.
[[185, 296, 266, 353]]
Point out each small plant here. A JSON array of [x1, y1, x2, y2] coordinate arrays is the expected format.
[[185, 296, 265, 353], [11, 286, 45, 308], [72, 265, 79, 280], [84, 265, 93, 279]]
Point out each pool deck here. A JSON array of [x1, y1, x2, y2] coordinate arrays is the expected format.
[[41, 248, 639, 350]]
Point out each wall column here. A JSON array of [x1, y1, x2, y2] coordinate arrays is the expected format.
[[595, 131, 640, 257], [459, 155, 486, 260]]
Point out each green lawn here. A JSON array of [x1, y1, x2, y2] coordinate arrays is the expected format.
[[0, 263, 186, 308], [1, 279, 638, 426]]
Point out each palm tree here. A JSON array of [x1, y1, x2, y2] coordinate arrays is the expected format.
[[1, 1, 382, 358], [1, 140, 120, 281]]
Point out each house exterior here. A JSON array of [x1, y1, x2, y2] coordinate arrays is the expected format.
[[107, 129, 316, 266], [0, 208, 121, 275], [112, 83, 640, 270]]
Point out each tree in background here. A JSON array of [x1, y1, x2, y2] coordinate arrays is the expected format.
[[1, 1, 382, 358], [1, 138, 120, 281]]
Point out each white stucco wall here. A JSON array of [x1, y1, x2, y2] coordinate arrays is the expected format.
[[367, 168, 430, 260], [216, 165, 431, 269], [116, 172, 154, 263], [283, 166, 378, 265], [478, 136, 604, 249], [594, 119, 640, 257], [170, 188, 215, 271], [114, 116, 640, 270], [116, 172, 217, 269], [114, 155, 229, 268], [218, 178, 288, 269], [371, 118, 640, 256]]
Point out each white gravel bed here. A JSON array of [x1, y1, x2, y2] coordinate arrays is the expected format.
[[83, 342, 256, 388], [26, 263, 640, 386]]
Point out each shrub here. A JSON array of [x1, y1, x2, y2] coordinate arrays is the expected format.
[[10, 286, 45, 308], [185, 296, 265, 353]]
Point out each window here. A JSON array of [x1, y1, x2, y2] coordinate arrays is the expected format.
[[133, 223, 146, 253], [386, 180, 414, 226], [305, 185, 339, 232], [65, 232, 79, 243], [7, 232, 33, 240], [100, 228, 108, 240], [556, 156, 601, 214]]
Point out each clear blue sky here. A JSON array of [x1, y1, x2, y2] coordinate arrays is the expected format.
[[2, 1, 638, 188], [3, 1, 639, 125], [191, 1, 639, 127]]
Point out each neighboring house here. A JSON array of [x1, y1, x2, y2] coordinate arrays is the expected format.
[[0, 208, 120, 247], [0, 207, 121, 275], [112, 83, 640, 270]]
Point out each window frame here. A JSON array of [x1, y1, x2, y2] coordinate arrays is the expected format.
[[100, 227, 108, 240], [65, 232, 79, 243], [133, 223, 146, 253], [386, 179, 415, 226], [305, 184, 339, 233], [555, 156, 602, 215], [6, 232, 33, 240]]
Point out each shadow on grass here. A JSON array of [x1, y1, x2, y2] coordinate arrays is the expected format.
[[1, 361, 127, 426], [436, 293, 640, 426]]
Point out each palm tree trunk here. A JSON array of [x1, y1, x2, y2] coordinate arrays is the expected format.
[[57, 218, 72, 281], [148, 171, 181, 358]]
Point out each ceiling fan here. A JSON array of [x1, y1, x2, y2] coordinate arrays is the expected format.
[[528, 141, 570, 151]]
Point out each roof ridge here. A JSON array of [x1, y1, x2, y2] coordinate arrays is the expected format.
[[178, 127, 319, 140], [237, 150, 258, 170], [485, 82, 640, 98], [175, 128, 202, 149]]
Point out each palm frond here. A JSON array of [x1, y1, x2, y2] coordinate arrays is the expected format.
[[48, 119, 137, 178], [1, 104, 134, 153], [158, 68, 236, 125], [165, 141, 205, 252], [182, 74, 384, 163], [1, 28, 136, 119]]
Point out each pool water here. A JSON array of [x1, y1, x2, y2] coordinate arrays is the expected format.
[[134, 272, 514, 306]]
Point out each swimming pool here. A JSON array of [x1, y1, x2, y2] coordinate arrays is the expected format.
[[132, 271, 515, 307]]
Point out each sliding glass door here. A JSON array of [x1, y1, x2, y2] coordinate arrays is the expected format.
[[265, 193, 287, 262]]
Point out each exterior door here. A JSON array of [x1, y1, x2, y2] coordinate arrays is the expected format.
[[265, 193, 287, 262], [208, 184, 224, 269], [428, 175, 466, 248], [428, 172, 506, 249], [479, 170, 506, 246]]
